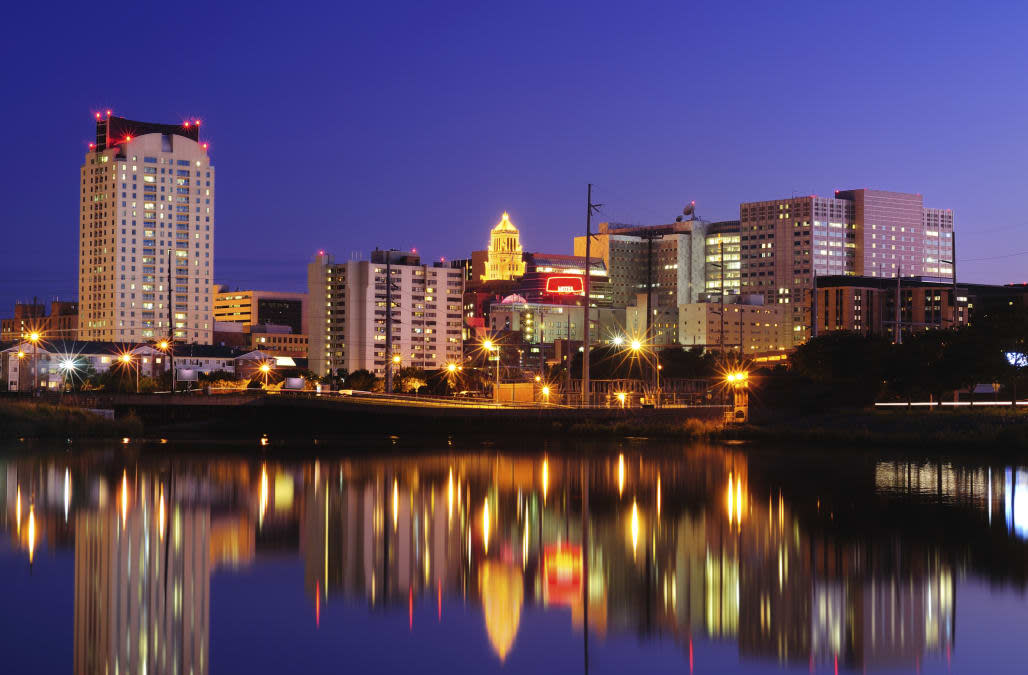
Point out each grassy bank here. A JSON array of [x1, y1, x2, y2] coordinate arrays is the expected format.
[[0, 401, 142, 440], [552, 407, 1028, 451]]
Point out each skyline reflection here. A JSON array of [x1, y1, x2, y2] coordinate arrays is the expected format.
[[1, 443, 1027, 673]]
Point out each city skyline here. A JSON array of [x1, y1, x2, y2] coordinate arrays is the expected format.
[[4, 2, 1028, 313]]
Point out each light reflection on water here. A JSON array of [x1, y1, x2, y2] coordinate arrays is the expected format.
[[2, 441, 1028, 674]]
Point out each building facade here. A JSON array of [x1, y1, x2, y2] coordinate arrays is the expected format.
[[307, 250, 464, 377], [481, 212, 526, 281], [212, 288, 307, 334], [1, 301, 78, 342], [575, 219, 741, 345], [740, 190, 954, 347], [79, 114, 214, 344], [678, 301, 791, 358]]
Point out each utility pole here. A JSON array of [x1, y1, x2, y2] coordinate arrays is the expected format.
[[384, 250, 394, 394], [582, 184, 602, 407], [167, 250, 176, 394], [895, 265, 903, 345], [719, 239, 725, 353]]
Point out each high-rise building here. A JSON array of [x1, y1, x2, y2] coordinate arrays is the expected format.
[[740, 190, 954, 346], [307, 250, 465, 377], [79, 113, 215, 344], [480, 212, 526, 281]]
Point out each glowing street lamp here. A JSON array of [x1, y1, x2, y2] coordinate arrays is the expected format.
[[447, 363, 457, 373], [156, 339, 175, 393], [616, 391, 627, 408], [541, 385, 550, 404], [26, 331, 41, 393], [259, 361, 273, 387], [482, 339, 500, 395], [119, 352, 139, 393], [58, 358, 79, 393], [612, 335, 625, 348]]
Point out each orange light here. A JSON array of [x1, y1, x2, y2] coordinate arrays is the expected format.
[[202, 143, 208, 150]]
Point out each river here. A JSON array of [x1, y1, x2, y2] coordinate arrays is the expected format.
[[1, 436, 1026, 674]]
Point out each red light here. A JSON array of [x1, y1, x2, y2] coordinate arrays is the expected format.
[[545, 275, 585, 295], [690, 200, 695, 205], [412, 247, 418, 253], [195, 120, 201, 126], [88, 142, 96, 148], [124, 135, 132, 142], [184, 121, 190, 127], [201, 143, 208, 150], [94, 112, 101, 120], [318, 249, 325, 256], [106, 110, 112, 116]]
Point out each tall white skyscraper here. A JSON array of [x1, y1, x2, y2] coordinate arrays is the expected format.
[[79, 113, 215, 344]]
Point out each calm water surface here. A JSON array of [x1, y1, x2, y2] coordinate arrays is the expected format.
[[1, 437, 1027, 674]]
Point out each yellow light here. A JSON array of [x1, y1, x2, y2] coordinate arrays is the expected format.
[[542, 459, 549, 501], [392, 478, 399, 529], [28, 332, 40, 343], [16, 351, 24, 359], [631, 500, 639, 559], [392, 354, 401, 364], [630, 339, 642, 351], [27, 505, 36, 565], [618, 453, 625, 496], [541, 386, 550, 397], [260, 363, 271, 373], [159, 485, 166, 540], [534, 375, 541, 382], [483, 497, 490, 554], [483, 340, 494, 351], [259, 464, 268, 528], [158, 340, 169, 350], [120, 353, 132, 363], [447, 363, 457, 372], [448, 468, 454, 522], [120, 470, 129, 528]]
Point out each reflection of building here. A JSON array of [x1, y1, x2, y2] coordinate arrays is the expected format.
[[74, 485, 210, 675]]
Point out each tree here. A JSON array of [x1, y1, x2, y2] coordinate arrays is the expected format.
[[791, 331, 890, 406], [395, 366, 428, 393], [343, 369, 377, 391]]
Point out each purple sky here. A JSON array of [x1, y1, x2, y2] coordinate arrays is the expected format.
[[2, 1, 1028, 312]]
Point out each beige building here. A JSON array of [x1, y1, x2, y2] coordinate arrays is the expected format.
[[481, 212, 526, 281], [308, 250, 464, 376], [213, 288, 307, 333], [678, 301, 791, 358], [79, 114, 214, 344]]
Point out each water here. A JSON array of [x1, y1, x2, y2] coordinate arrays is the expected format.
[[1, 437, 1027, 674]]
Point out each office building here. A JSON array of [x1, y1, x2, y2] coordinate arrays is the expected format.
[[213, 321, 308, 358], [307, 250, 464, 377], [740, 190, 954, 346], [79, 113, 214, 344], [478, 212, 526, 281], [678, 301, 791, 360], [213, 288, 307, 334], [575, 219, 741, 345]]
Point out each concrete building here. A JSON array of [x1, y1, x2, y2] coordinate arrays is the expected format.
[[487, 297, 622, 345], [79, 113, 214, 344], [307, 250, 464, 377], [1, 300, 78, 342], [575, 219, 741, 345], [480, 212, 526, 281], [678, 300, 791, 360], [212, 288, 307, 334], [740, 190, 954, 346], [213, 321, 308, 358]]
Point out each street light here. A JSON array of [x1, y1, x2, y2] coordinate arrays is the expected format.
[[58, 358, 78, 393], [541, 385, 550, 404], [120, 352, 139, 393], [27, 331, 41, 393], [612, 335, 625, 348], [156, 339, 174, 393], [616, 391, 627, 408], [259, 361, 272, 387], [482, 339, 499, 396]]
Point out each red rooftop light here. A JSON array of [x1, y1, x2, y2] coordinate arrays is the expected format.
[[201, 143, 208, 150], [124, 135, 132, 142], [184, 121, 190, 127], [106, 110, 112, 116], [94, 112, 101, 120], [318, 250, 325, 256]]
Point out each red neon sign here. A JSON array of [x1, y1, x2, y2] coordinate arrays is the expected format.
[[545, 275, 584, 295]]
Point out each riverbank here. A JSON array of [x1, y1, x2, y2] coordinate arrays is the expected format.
[[551, 407, 1028, 451], [0, 401, 142, 440]]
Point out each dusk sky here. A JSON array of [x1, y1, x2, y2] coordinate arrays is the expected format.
[[2, 0, 1027, 311]]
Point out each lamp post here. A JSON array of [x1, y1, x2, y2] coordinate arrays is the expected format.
[[27, 332, 41, 394], [120, 352, 139, 394], [157, 339, 174, 393], [725, 370, 750, 423], [483, 339, 499, 397], [541, 385, 550, 405], [259, 362, 272, 387]]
